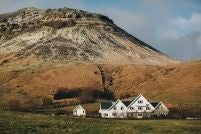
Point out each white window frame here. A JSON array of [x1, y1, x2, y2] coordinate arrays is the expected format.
[[138, 100, 143, 103], [138, 107, 142, 110], [104, 113, 108, 117], [114, 106, 117, 110], [112, 113, 117, 116], [138, 113, 143, 116]]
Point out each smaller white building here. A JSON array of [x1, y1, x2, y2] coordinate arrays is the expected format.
[[73, 105, 86, 117]]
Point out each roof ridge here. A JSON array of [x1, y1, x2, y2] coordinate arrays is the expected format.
[[127, 94, 141, 108]]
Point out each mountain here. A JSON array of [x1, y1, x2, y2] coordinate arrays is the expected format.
[[0, 7, 176, 66], [1, 8, 200, 110]]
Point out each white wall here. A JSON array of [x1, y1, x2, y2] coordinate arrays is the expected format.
[[99, 95, 168, 119], [154, 103, 169, 116], [128, 95, 154, 113], [100, 100, 127, 118], [99, 110, 110, 118], [73, 106, 86, 116], [109, 100, 127, 118]]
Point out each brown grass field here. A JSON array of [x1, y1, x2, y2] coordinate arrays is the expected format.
[[0, 61, 201, 109]]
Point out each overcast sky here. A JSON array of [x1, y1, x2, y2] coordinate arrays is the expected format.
[[0, 0, 201, 60]]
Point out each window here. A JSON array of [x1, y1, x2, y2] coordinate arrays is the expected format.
[[114, 106, 117, 110], [138, 100, 143, 103], [104, 113, 108, 117], [112, 113, 117, 116], [138, 113, 143, 116], [120, 113, 124, 116], [130, 107, 134, 110], [121, 107, 124, 110], [138, 107, 142, 110], [146, 107, 150, 110]]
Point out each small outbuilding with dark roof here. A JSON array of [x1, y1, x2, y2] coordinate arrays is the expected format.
[[73, 105, 86, 117]]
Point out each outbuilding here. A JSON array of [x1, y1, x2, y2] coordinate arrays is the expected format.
[[73, 105, 86, 117]]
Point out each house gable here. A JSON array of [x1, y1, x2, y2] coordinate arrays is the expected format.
[[127, 94, 154, 112], [109, 99, 127, 111], [73, 104, 86, 116], [108, 99, 121, 110], [109, 99, 127, 118], [155, 102, 169, 112], [73, 105, 85, 112], [99, 99, 128, 118], [127, 94, 141, 108]]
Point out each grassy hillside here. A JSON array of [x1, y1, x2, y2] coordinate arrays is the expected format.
[[0, 111, 201, 134], [105, 61, 201, 105], [0, 61, 201, 109]]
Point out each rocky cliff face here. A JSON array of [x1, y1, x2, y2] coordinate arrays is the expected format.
[[0, 7, 176, 66]]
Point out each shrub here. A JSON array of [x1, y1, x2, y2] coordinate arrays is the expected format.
[[54, 87, 80, 100], [78, 90, 95, 103], [53, 87, 115, 101], [7, 98, 21, 111], [168, 104, 201, 119], [100, 89, 115, 100], [56, 109, 67, 115], [42, 96, 53, 106], [0, 102, 7, 110]]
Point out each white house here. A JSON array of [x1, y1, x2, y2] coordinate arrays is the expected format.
[[73, 105, 86, 117], [99, 99, 127, 118], [127, 94, 155, 118], [99, 94, 169, 119], [151, 102, 169, 116]]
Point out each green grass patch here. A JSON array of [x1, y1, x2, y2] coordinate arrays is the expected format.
[[0, 111, 201, 134]]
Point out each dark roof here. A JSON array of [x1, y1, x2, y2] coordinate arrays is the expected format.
[[122, 101, 131, 107], [122, 97, 137, 101], [151, 102, 160, 108], [100, 101, 113, 109], [73, 105, 85, 111]]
